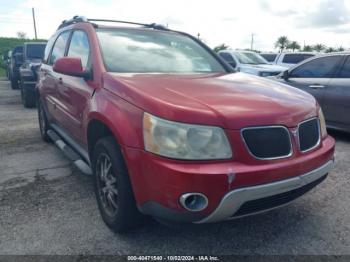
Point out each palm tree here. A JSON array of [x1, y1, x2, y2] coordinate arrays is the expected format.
[[274, 36, 289, 52], [303, 45, 313, 52], [213, 44, 229, 53], [313, 44, 326, 52], [287, 41, 301, 52]]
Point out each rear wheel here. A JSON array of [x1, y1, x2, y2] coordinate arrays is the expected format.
[[10, 76, 19, 89], [38, 100, 51, 142], [21, 87, 36, 108], [92, 137, 144, 233]]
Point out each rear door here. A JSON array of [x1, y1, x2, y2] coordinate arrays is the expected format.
[[284, 55, 344, 108], [322, 55, 350, 130], [56, 30, 94, 145]]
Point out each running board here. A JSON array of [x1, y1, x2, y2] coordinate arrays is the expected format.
[[47, 130, 92, 175]]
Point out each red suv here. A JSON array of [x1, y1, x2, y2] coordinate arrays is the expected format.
[[37, 16, 335, 232]]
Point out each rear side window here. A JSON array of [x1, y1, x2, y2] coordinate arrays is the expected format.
[[49, 31, 71, 65], [282, 54, 315, 64], [338, 56, 350, 78], [261, 54, 277, 62], [67, 30, 90, 69], [290, 56, 342, 78]]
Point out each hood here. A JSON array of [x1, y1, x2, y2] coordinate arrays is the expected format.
[[103, 72, 317, 130]]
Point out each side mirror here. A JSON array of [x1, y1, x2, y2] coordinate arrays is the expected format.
[[14, 53, 24, 64], [282, 70, 289, 80], [53, 57, 91, 79]]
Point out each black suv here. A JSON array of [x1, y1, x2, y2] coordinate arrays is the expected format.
[[9, 45, 24, 89], [19, 42, 46, 107]]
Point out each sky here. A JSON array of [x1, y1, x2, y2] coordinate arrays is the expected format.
[[0, 0, 350, 51]]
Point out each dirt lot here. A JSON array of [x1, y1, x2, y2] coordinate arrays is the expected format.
[[0, 77, 349, 255]]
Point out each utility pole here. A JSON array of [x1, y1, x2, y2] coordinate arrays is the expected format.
[[250, 33, 255, 50], [32, 7, 37, 39]]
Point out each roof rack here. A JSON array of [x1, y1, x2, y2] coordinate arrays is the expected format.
[[58, 16, 169, 31]]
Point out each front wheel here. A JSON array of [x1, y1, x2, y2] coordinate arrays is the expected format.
[[92, 137, 144, 233], [37, 100, 51, 142]]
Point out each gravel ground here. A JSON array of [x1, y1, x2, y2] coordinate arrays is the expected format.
[[0, 78, 349, 255]]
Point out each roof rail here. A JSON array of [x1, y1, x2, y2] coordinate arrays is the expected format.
[[58, 16, 88, 29], [88, 19, 169, 30], [57, 16, 169, 31]]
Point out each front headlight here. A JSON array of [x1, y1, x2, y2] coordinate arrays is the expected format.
[[143, 113, 232, 160], [319, 108, 327, 138]]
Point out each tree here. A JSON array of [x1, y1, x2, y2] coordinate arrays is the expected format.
[[325, 47, 336, 53], [274, 36, 289, 52], [16, 31, 27, 39], [313, 44, 326, 52], [337, 46, 345, 52], [287, 41, 301, 52], [303, 45, 313, 52], [213, 43, 229, 53]]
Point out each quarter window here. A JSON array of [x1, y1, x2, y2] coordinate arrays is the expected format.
[[49, 31, 70, 65], [67, 30, 90, 69], [290, 56, 342, 78]]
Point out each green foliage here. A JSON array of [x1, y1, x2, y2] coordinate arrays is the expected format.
[[303, 45, 313, 52], [213, 43, 229, 53], [0, 37, 47, 69], [274, 36, 289, 51], [287, 41, 301, 52], [313, 44, 326, 52], [0, 67, 5, 77]]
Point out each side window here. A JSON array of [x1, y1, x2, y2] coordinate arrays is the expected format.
[[219, 52, 237, 68], [49, 31, 71, 65], [282, 54, 315, 64], [67, 30, 90, 69], [261, 54, 277, 62], [290, 56, 342, 78], [338, 57, 350, 78]]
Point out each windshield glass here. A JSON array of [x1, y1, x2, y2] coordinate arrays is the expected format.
[[235, 52, 268, 65], [97, 29, 226, 73], [26, 44, 46, 59]]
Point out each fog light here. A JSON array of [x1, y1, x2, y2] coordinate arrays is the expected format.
[[179, 193, 208, 212]]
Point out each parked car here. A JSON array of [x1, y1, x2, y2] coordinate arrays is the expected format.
[[37, 16, 335, 232], [19, 42, 46, 108], [261, 52, 316, 68], [218, 50, 286, 76], [270, 53, 350, 133], [8, 45, 24, 89]]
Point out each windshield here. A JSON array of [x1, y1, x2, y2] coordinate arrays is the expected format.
[[97, 29, 226, 73], [26, 44, 46, 59], [235, 52, 268, 65]]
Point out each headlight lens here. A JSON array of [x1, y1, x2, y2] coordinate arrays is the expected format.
[[319, 108, 327, 138], [143, 113, 232, 160]]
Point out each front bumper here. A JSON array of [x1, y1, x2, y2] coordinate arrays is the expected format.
[[196, 159, 333, 223], [123, 135, 335, 223]]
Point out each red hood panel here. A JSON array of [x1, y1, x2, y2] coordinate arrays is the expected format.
[[103, 72, 317, 129]]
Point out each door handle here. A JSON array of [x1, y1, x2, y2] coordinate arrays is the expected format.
[[309, 84, 325, 89]]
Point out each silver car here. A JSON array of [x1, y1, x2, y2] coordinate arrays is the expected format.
[[271, 53, 350, 133]]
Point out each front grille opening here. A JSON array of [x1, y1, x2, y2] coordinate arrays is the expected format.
[[242, 127, 292, 159], [299, 118, 320, 152], [232, 175, 327, 217]]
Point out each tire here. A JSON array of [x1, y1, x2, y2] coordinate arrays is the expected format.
[[37, 100, 51, 142], [10, 76, 19, 89], [21, 87, 36, 108], [92, 137, 144, 233]]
